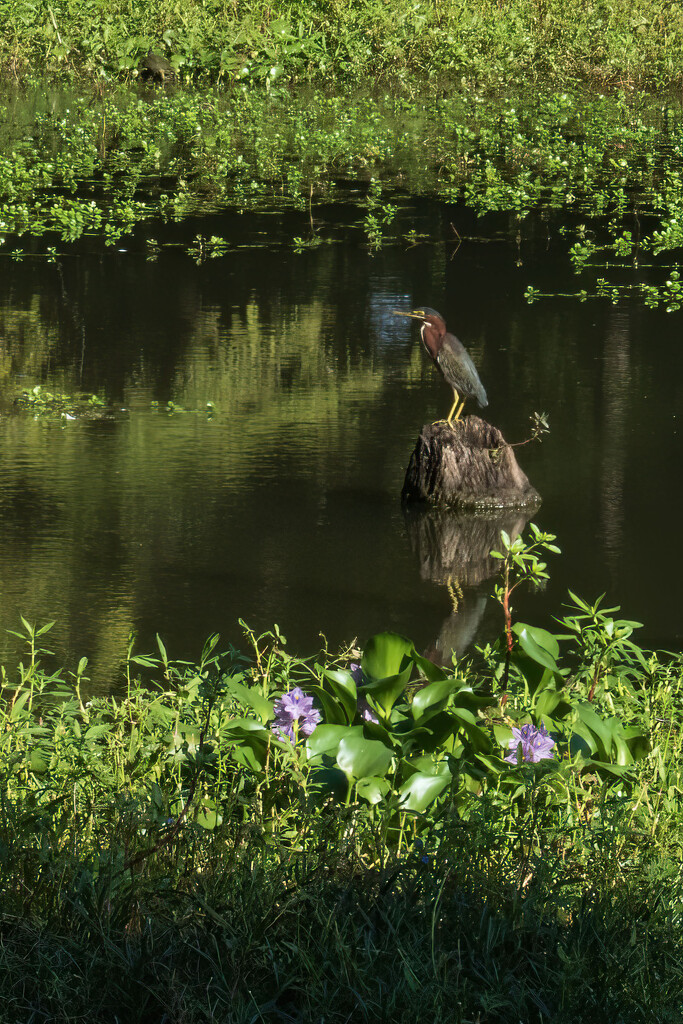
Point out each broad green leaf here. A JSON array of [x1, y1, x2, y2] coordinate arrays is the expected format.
[[363, 665, 412, 716], [10, 690, 31, 720], [355, 776, 391, 804], [196, 797, 222, 829], [308, 766, 349, 800], [513, 624, 559, 670], [29, 748, 48, 773], [535, 688, 566, 717], [362, 632, 412, 681], [226, 678, 274, 723], [85, 724, 112, 740], [323, 668, 357, 723], [336, 734, 393, 780], [493, 723, 513, 747], [411, 679, 459, 718], [513, 622, 560, 659], [303, 684, 347, 725], [399, 771, 451, 812], [409, 650, 447, 683], [305, 724, 353, 760], [575, 703, 611, 758]]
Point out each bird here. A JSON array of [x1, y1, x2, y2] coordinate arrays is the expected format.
[[140, 49, 175, 83], [394, 307, 488, 425]]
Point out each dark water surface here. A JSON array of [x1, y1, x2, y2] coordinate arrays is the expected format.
[[1, 200, 681, 686]]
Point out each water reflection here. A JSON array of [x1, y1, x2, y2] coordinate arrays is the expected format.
[[599, 308, 631, 587], [404, 507, 532, 665], [0, 202, 682, 687]]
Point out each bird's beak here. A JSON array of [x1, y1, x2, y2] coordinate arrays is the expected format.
[[393, 310, 424, 320]]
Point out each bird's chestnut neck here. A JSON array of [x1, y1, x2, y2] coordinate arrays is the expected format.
[[420, 321, 444, 359]]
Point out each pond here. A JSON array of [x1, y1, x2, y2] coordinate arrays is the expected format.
[[1, 87, 682, 686]]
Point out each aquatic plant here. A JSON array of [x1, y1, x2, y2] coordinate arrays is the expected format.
[[0, 526, 681, 1020], [271, 686, 321, 740], [505, 722, 556, 764]]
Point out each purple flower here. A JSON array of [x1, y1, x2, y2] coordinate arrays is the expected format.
[[504, 723, 556, 765], [350, 663, 379, 723], [349, 663, 366, 686], [357, 696, 379, 724], [271, 687, 321, 742]]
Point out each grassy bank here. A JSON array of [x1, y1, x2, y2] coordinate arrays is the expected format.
[[3, 0, 683, 90], [2, 541, 683, 1022]]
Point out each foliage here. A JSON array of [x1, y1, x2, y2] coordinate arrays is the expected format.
[[1, 521, 683, 1019], [0, 85, 682, 313], [15, 383, 105, 418], [3, 0, 683, 91]]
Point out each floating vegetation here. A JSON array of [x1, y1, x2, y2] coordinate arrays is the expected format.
[[0, 87, 682, 310], [15, 383, 108, 418]]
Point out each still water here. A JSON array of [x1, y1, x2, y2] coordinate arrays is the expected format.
[[0, 200, 681, 686]]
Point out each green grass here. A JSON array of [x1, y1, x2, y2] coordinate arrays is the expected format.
[[3, 0, 683, 89], [1, 615, 683, 1022]]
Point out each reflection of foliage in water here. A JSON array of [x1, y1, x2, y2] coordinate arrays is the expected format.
[[1, 88, 683, 307]]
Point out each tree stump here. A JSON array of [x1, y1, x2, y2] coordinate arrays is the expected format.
[[402, 417, 541, 511]]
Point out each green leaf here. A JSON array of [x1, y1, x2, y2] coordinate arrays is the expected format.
[[409, 650, 447, 683], [336, 734, 393, 780], [10, 690, 31, 720], [363, 665, 412, 716], [196, 797, 222, 829], [305, 724, 352, 760], [513, 623, 560, 670], [85, 724, 112, 740], [411, 678, 459, 718], [226, 678, 274, 723], [493, 723, 513, 747], [362, 632, 412, 681], [29, 748, 48, 773], [323, 668, 357, 723], [308, 766, 349, 800], [399, 771, 451, 812], [355, 776, 391, 804], [575, 702, 611, 758], [303, 684, 347, 725]]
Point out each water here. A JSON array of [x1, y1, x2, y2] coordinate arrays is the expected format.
[[1, 199, 681, 687]]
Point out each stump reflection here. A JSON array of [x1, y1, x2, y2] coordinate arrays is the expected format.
[[404, 507, 534, 666]]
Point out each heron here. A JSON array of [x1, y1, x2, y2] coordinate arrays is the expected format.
[[394, 307, 487, 425]]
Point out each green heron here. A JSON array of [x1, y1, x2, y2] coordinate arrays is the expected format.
[[395, 307, 488, 424], [140, 49, 175, 83]]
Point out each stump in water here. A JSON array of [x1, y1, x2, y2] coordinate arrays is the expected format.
[[402, 416, 541, 511]]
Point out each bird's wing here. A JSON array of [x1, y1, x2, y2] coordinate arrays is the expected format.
[[437, 336, 488, 407]]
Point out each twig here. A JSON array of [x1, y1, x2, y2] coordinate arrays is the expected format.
[[47, 5, 63, 47]]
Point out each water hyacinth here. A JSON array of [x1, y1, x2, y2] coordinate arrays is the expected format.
[[271, 687, 321, 741], [357, 696, 379, 724], [505, 722, 556, 765], [350, 663, 379, 724]]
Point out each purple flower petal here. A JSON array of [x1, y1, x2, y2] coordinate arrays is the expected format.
[[357, 696, 379, 724], [349, 663, 366, 686], [271, 687, 321, 742], [505, 723, 555, 765]]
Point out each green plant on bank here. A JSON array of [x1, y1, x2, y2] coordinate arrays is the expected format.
[[0, 525, 654, 864], [362, 177, 399, 251], [1, 525, 683, 1020], [15, 383, 105, 417], [4, 0, 683, 91]]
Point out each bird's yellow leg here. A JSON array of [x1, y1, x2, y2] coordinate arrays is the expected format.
[[452, 398, 466, 422], [447, 577, 463, 613], [446, 391, 462, 425]]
